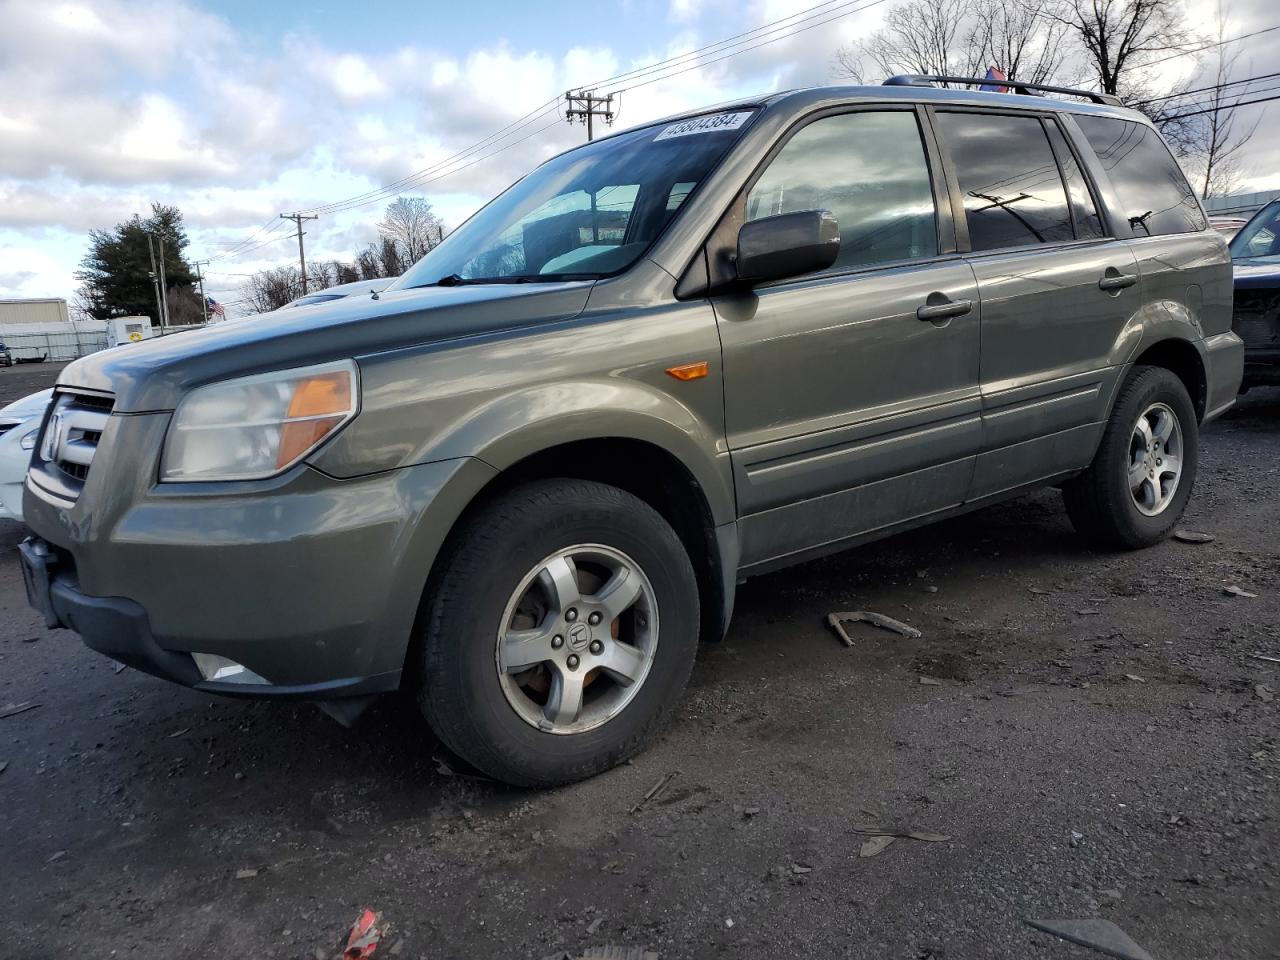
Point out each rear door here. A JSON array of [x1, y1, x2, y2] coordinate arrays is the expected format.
[[712, 106, 982, 570], [931, 109, 1141, 498]]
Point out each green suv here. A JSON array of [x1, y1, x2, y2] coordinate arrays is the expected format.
[[20, 78, 1243, 786]]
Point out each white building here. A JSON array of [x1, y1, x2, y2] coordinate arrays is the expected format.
[[0, 297, 70, 325]]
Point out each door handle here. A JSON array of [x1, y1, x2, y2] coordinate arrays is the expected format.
[[1098, 271, 1138, 291], [916, 296, 973, 322]]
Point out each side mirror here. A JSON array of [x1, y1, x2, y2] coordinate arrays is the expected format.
[[735, 209, 840, 285]]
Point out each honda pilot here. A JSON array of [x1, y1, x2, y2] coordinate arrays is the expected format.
[[20, 78, 1243, 786]]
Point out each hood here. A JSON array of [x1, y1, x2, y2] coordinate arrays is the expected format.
[[1233, 258, 1280, 289], [0, 388, 54, 421], [58, 281, 593, 412]]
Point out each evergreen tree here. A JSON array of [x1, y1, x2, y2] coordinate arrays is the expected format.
[[75, 203, 198, 323]]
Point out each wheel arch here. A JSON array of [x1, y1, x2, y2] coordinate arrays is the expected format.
[[1130, 337, 1208, 421]]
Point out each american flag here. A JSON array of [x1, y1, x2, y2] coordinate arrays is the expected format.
[[206, 296, 226, 319], [980, 66, 1009, 93]]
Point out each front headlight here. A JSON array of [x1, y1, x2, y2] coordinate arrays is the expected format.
[[161, 360, 358, 482], [20, 426, 39, 451]]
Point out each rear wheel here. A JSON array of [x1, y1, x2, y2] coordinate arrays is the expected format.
[[1064, 365, 1199, 549], [417, 479, 699, 787]]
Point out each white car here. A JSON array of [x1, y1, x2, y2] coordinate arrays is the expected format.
[[0, 388, 52, 523]]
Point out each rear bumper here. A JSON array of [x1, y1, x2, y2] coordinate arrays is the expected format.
[[1201, 331, 1246, 420]]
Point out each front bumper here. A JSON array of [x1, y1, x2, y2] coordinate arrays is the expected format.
[[21, 410, 497, 698]]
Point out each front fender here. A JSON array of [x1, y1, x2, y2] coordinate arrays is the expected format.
[[430, 379, 737, 526]]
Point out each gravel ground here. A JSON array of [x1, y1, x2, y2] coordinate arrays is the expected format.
[[1, 362, 1277, 959]]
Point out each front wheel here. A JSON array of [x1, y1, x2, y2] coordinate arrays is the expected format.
[[417, 479, 699, 787], [1064, 365, 1199, 549]]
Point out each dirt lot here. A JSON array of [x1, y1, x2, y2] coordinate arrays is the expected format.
[[1, 362, 1277, 959]]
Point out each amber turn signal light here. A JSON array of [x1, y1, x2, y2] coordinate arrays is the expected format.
[[665, 361, 709, 381]]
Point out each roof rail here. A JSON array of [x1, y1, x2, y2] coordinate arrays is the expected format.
[[882, 74, 1123, 107]]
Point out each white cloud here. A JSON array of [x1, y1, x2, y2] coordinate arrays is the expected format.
[[2, 0, 1278, 305]]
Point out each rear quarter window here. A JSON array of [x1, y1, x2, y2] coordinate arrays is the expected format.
[[1074, 116, 1207, 237]]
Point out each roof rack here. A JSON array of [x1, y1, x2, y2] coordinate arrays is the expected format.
[[882, 74, 1123, 106]]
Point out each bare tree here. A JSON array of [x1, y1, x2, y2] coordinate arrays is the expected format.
[[969, 2, 1074, 86], [1175, 3, 1262, 198], [834, 0, 981, 83], [1038, 0, 1190, 97], [239, 266, 304, 314], [377, 196, 444, 267], [834, 0, 1071, 85]]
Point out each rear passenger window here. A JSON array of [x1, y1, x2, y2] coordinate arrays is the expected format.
[[1044, 122, 1105, 240], [746, 111, 938, 271], [934, 112, 1075, 251], [1075, 116, 1207, 236]]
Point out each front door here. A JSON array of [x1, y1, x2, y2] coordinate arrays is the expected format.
[[713, 107, 982, 570]]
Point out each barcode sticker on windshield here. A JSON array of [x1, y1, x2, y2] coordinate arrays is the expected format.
[[654, 111, 753, 141]]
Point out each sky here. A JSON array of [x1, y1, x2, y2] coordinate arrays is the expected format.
[[1, 0, 1276, 315]]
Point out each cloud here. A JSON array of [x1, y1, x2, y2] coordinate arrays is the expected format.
[[2, 0, 1277, 304]]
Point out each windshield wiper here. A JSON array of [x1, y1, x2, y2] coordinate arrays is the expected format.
[[424, 273, 597, 288]]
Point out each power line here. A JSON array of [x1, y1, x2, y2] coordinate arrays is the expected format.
[[1132, 23, 1280, 72], [1161, 90, 1280, 120], [1134, 70, 1280, 106]]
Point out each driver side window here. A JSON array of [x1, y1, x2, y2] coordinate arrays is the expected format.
[[746, 110, 939, 272]]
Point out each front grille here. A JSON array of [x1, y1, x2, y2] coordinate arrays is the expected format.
[[34, 388, 115, 500]]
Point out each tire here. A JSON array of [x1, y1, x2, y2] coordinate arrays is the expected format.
[[417, 478, 699, 787], [1064, 365, 1199, 550]]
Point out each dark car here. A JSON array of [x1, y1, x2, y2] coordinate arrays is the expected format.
[[1228, 199, 1280, 389]]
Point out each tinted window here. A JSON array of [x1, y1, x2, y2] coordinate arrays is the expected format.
[[746, 111, 938, 270], [1045, 121, 1105, 240], [1075, 116, 1206, 237], [935, 112, 1074, 251]]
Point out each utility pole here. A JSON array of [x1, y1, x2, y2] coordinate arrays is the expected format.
[[280, 212, 319, 293], [156, 235, 170, 329], [564, 90, 614, 141], [146, 234, 165, 327], [192, 260, 210, 325]]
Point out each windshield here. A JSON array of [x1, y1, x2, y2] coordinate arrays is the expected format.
[[1229, 202, 1280, 261], [391, 110, 756, 288]]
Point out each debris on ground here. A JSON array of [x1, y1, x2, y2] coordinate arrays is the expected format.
[[1173, 529, 1216, 544], [46, 850, 66, 863], [22, 636, 38, 643], [113, 662, 127, 674], [629, 772, 678, 814], [918, 677, 942, 686], [1256, 684, 1275, 703], [1076, 608, 1101, 616], [827, 610, 921, 645], [1252, 653, 1280, 664], [0, 702, 40, 720], [1223, 585, 1258, 598], [585, 917, 604, 935], [853, 824, 952, 843], [859, 835, 896, 857], [343, 908, 387, 960], [791, 863, 813, 874], [1025, 918, 1155, 960], [1070, 830, 1084, 847], [234, 868, 259, 879], [1028, 586, 1051, 595], [1124, 674, 1146, 683], [541, 949, 659, 960], [165, 728, 189, 739]]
